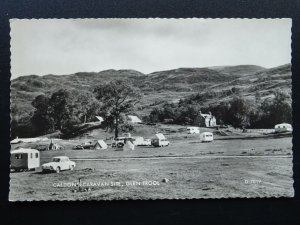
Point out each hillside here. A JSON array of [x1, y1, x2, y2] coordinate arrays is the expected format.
[[197, 64, 292, 107], [11, 64, 291, 119], [208, 65, 265, 76]]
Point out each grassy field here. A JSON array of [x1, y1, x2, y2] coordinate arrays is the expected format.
[[9, 136, 293, 201]]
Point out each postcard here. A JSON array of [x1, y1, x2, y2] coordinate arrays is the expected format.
[[9, 18, 293, 201]]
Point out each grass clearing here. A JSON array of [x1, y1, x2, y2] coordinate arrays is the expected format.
[[9, 136, 293, 201]]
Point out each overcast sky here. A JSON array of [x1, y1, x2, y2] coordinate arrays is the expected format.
[[10, 18, 291, 79]]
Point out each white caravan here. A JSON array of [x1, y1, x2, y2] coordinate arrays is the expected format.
[[200, 132, 214, 142]]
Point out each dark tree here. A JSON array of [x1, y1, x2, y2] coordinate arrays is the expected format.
[[94, 80, 142, 138], [49, 89, 74, 131], [227, 96, 251, 128], [31, 95, 55, 135], [259, 90, 292, 127]]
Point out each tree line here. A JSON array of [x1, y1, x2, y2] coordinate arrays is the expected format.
[[148, 90, 292, 129], [11, 80, 141, 139], [11, 80, 291, 139]]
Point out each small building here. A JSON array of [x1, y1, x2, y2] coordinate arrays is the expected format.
[[199, 111, 217, 127], [187, 127, 200, 134], [274, 123, 292, 133], [94, 140, 108, 150], [171, 98, 181, 104], [127, 115, 142, 124], [10, 148, 40, 171], [96, 116, 104, 123], [163, 118, 174, 124], [200, 132, 214, 142]]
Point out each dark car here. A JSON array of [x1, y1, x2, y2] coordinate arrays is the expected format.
[[72, 145, 84, 150]]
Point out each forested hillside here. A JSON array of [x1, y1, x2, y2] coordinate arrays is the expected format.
[[11, 64, 291, 138]]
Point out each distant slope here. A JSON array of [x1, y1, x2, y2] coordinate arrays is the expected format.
[[198, 64, 291, 106], [11, 69, 146, 115], [11, 64, 291, 118], [208, 65, 265, 76]]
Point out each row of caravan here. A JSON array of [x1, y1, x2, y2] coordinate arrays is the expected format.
[[188, 123, 293, 134], [187, 127, 214, 142]]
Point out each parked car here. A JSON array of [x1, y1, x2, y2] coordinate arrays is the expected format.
[[187, 127, 200, 134], [141, 138, 152, 146], [42, 156, 76, 173], [152, 139, 170, 147], [111, 137, 126, 148], [82, 141, 94, 149], [73, 145, 84, 150]]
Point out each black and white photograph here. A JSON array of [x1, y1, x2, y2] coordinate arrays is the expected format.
[[9, 18, 293, 201]]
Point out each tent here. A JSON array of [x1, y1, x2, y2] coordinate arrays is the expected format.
[[48, 143, 63, 150], [151, 133, 170, 147], [48, 139, 63, 150], [128, 115, 142, 123], [123, 141, 135, 150], [94, 140, 108, 150], [153, 133, 166, 140]]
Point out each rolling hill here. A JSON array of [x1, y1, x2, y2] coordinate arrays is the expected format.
[[11, 64, 291, 118], [197, 64, 292, 106]]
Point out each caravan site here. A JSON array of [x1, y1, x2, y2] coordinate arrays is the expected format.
[[9, 119, 293, 201], [9, 21, 293, 200]]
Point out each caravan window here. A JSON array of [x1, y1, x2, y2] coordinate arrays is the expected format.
[[14, 154, 22, 159], [30, 153, 33, 158], [35, 153, 39, 158]]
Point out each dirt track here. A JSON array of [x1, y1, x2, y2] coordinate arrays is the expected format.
[[66, 155, 291, 161]]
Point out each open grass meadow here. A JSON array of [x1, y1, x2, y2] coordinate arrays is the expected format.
[[9, 136, 293, 201]]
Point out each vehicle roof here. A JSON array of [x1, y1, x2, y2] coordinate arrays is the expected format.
[[11, 148, 39, 154], [53, 156, 69, 159], [275, 123, 291, 126]]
